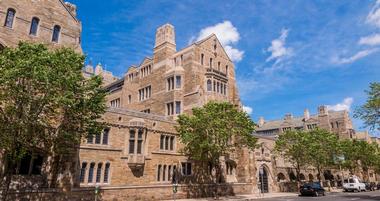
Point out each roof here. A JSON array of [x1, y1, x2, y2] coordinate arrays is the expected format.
[[256, 110, 346, 131], [59, 0, 79, 22]]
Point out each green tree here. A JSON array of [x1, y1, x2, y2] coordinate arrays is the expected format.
[[339, 139, 379, 180], [176, 102, 257, 197], [354, 82, 380, 131], [274, 130, 310, 185], [306, 129, 339, 182], [0, 42, 106, 199]]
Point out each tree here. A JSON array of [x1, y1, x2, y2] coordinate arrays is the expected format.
[[274, 130, 310, 185], [176, 102, 257, 198], [0, 42, 106, 199], [306, 129, 339, 182], [354, 82, 380, 131]]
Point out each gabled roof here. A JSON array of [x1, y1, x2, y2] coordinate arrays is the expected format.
[[256, 110, 346, 131], [58, 0, 79, 22], [138, 57, 153, 67], [193, 34, 232, 62]]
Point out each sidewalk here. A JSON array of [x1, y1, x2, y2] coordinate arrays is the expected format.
[[164, 192, 299, 201]]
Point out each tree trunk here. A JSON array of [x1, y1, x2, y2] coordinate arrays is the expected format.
[[214, 163, 221, 200], [1, 159, 13, 201]]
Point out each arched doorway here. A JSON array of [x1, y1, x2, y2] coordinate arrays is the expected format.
[[259, 166, 269, 193], [299, 173, 306, 181], [289, 171, 296, 182]]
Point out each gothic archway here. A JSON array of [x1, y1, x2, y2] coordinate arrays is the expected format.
[[299, 173, 306, 181], [308, 174, 314, 182], [259, 165, 269, 193], [289, 171, 296, 181]]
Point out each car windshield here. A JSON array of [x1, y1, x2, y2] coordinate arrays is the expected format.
[[349, 179, 355, 183], [302, 183, 320, 188]]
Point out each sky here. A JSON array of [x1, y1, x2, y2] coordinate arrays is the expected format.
[[70, 0, 380, 136]]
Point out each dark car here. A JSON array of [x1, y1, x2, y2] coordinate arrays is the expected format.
[[365, 182, 376, 191], [377, 182, 380, 190], [300, 182, 326, 196]]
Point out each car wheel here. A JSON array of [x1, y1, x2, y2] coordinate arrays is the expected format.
[[322, 191, 325, 196], [354, 189, 358, 193]]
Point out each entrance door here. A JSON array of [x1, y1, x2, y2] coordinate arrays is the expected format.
[[259, 167, 269, 193]]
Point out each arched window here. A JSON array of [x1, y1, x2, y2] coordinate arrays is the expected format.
[[225, 65, 229, 75], [277, 173, 286, 182], [163, 165, 167, 181], [209, 58, 213, 68], [207, 80, 212, 91], [4, 8, 16, 28], [29, 17, 39, 36], [88, 162, 95, 183], [52, 25, 61, 42], [79, 162, 87, 183], [200, 54, 204, 65], [104, 163, 110, 183], [299, 173, 306, 181], [96, 163, 102, 183]]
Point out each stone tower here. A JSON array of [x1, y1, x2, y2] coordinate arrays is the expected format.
[[153, 23, 176, 63]]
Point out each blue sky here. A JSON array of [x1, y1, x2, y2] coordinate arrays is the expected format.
[[71, 0, 380, 136]]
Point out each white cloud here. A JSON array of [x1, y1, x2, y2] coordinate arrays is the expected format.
[[242, 105, 253, 115], [266, 29, 293, 62], [366, 0, 380, 28], [327, 97, 354, 111], [191, 21, 244, 62], [331, 48, 379, 64], [359, 33, 380, 46]]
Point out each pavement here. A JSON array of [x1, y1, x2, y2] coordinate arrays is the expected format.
[[164, 190, 380, 201]]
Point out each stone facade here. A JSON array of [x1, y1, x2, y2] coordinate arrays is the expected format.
[[0, 0, 82, 52], [82, 63, 119, 86], [256, 106, 356, 139], [75, 24, 254, 200]]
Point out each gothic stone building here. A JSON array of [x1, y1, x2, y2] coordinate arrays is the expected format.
[[76, 24, 257, 200]]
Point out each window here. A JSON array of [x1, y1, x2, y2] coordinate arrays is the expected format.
[[209, 58, 213, 68], [129, 130, 135, 154], [4, 8, 16, 28], [201, 54, 204, 65], [218, 62, 221, 71], [166, 102, 174, 116], [80, 162, 87, 183], [223, 84, 227, 95], [137, 129, 143, 154], [175, 101, 181, 114], [29, 17, 39, 36], [157, 165, 162, 181], [141, 109, 150, 113], [181, 162, 192, 176], [87, 134, 94, 144], [217, 82, 220, 93], [139, 86, 151, 101], [282, 127, 291, 132], [225, 65, 229, 75], [160, 134, 175, 151], [88, 163, 95, 183], [176, 76, 181, 88], [170, 136, 175, 151], [213, 80, 216, 92], [104, 163, 110, 183], [102, 128, 109, 145], [168, 165, 172, 181], [207, 80, 212, 91], [336, 122, 339, 128], [15, 153, 43, 175], [330, 122, 334, 128], [163, 165, 167, 181], [128, 95, 132, 104], [307, 124, 317, 130], [110, 98, 120, 107], [52, 25, 61, 43], [95, 132, 101, 144], [167, 77, 174, 91], [96, 163, 102, 183]]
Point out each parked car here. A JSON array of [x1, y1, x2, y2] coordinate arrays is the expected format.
[[343, 176, 366, 192], [364, 182, 376, 191], [377, 182, 380, 190], [299, 182, 325, 196]]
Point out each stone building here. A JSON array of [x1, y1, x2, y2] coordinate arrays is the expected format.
[[256, 106, 356, 139], [0, 0, 82, 52], [82, 62, 119, 86], [75, 23, 255, 200]]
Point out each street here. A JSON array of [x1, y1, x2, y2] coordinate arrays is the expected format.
[[260, 191, 380, 201]]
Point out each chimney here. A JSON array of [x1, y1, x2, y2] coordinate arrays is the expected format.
[[65, 2, 77, 17], [258, 117, 265, 127], [318, 105, 328, 115], [304, 109, 310, 120], [284, 113, 293, 120]]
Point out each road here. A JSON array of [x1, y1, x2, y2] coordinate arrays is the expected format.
[[259, 191, 380, 201]]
